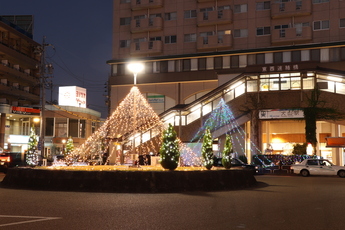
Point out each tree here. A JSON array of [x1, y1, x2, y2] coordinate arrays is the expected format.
[[159, 123, 180, 170], [26, 126, 38, 166], [65, 136, 74, 157], [304, 85, 345, 153], [222, 134, 233, 169], [202, 127, 214, 170]]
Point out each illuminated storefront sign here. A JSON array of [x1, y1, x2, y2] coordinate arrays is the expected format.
[[11, 106, 40, 115], [259, 109, 304, 119], [58, 86, 87, 108]]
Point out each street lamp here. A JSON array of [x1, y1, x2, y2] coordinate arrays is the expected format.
[[127, 62, 144, 85], [62, 139, 66, 155]]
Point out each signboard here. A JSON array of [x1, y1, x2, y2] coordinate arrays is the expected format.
[[12, 106, 40, 115], [259, 109, 304, 119], [147, 95, 165, 103], [58, 86, 87, 108]]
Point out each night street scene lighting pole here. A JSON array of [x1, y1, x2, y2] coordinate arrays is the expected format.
[[34, 36, 54, 159], [127, 62, 144, 158]]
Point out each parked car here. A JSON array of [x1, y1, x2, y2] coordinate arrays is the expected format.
[[291, 159, 345, 177], [0, 152, 12, 173]]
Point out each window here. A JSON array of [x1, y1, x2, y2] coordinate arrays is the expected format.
[[234, 4, 247, 13], [312, 0, 329, 3], [69, 119, 79, 138], [256, 1, 270, 10], [55, 118, 67, 137], [165, 35, 177, 44], [120, 0, 130, 3], [330, 48, 340, 62], [273, 52, 283, 63], [91, 122, 96, 134], [230, 56, 239, 68], [79, 120, 86, 138], [234, 29, 248, 38], [117, 64, 125, 75], [214, 57, 222, 70], [296, 1, 302, 10], [160, 61, 168, 73], [165, 12, 177, 21], [218, 5, 230, 10], [274, 25, 289, 37], [182, 59, 191, 71], [340, 18, 345, 28], [292, 50, 301, 62], [150, 37, 161, 42], [313, 20, 329, 30], [311, 49, 320, 61], [257, 27, 271, 36], [184, 10, 197, 19], [198, 58, 206, 70], [45, 118, 54, 136], [184, 33, 196, 42], [256, 53, 265, 65], [120, 17, 131, 26], [119, 40, 130, 48]]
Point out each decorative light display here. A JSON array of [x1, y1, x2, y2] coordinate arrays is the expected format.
[[159, 123, 180, 170], [26, 126, 38, 166], [70, 86, 166, 164], [202, 127, 214, 170], [222, 134, 233, 169], [190, 98, 261, 158]]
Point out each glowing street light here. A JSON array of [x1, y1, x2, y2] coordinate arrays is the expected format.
[[62, 139, 66, 155], [127, 62, 144, 85]]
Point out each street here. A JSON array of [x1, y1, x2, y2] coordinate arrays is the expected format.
[[0, 173, 345, 230]]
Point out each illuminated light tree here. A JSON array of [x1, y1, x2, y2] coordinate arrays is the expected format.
[[222, 134, 233, 169], [202, 127, 214, 170], [159, 123, 180, 170], [65, 136, 74, 156], [26, 126, 38, 166]]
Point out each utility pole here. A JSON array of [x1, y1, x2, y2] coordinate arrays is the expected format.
[[37, 36, 54, 158]]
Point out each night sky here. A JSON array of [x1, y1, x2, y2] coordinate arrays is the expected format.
[[2, 0, 113, 118]]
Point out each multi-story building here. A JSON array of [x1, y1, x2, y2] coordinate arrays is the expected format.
[[0, 16, 102, 163], [108, 0, 345, 164], [0, 15, 41, 153]]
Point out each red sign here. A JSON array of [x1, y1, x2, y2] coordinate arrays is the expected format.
[[11, 106, 40, 115]]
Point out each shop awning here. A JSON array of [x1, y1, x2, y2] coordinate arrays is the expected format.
[[325, 137, 345, 148]]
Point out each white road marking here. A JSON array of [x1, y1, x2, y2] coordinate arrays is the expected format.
[[0, 215, 62, 227]]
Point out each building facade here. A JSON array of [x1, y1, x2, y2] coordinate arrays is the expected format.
[[0, 16, 103, 163], [108, 0, 345, 164], [0, 15, 41, 153]]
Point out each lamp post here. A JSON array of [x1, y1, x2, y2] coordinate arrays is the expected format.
[[127, 62, 144, 158], [127, 62, 144, 85], [62, 139, 66, 156]]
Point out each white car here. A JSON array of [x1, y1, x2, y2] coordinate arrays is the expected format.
[[291, 159, 345, 178]]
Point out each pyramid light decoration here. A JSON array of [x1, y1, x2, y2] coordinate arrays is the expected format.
[[69, 86, 200, 166]]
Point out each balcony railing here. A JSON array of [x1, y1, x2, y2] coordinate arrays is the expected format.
[[271, 27, 312, 44], [131, 0, 163, 11], [131, 17, 163, 33], [271, 0, 312, 19], [0, 61, 38, 84], [197, 34, 232, 51], [197, 9, 232, 27], [130, 40, 163, 56]]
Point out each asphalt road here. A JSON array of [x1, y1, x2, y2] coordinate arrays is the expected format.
[[0, 173, 345, 230]]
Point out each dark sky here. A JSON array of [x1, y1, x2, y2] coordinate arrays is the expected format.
[[2, 0, 113, 118]]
